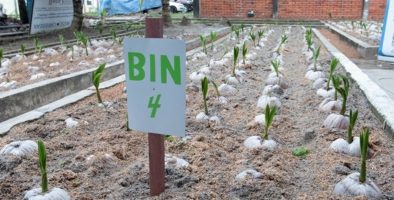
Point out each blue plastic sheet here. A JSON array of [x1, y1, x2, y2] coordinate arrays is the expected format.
[[99, 0, 162, 15]]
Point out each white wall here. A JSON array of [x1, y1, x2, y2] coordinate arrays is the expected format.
[[0, 0, 19, 17]]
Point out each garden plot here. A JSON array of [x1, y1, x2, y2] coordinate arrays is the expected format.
[[1, 25, 394, 199], [327, 20, 382, 46], [0, 24, 226, 92]]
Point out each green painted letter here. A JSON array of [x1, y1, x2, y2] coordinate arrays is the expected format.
[[150, 54, 156, 82], [128, 52, 145, 80], [160, 55, 181, 85]]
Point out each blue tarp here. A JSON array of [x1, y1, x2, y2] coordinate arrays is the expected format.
[[99, 0, 162, 15]]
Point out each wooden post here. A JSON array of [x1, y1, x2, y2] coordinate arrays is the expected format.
[[145, 17, 165, 196]]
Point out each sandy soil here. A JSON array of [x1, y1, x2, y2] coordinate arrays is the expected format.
[[0, 26, 393, 200], [0, 23, 226, 92], [327, 21, 381, 46]]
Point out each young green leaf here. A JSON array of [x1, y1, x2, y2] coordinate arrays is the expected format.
[[111, 28, 117, 45], [234, 29, 240, 41], [211, 80, 221, 97], [241, 23, 245, 32], [326, 58, 339, 90], [199, 35, 207, 55], [331, 74, 341, 100], [292, 146, 309, 157], [0, 48, 3, 68], [249, 32, 256, 47], [312, 46, 321, 71], [59, 34, 65, 47], [263, 104, 277, 140], [232, 46, 239, 76], [271, 59, 280, 77], [347, 109, 358, 143], [20, 44, 26, 56], [333, 74, 350, 115], [34, 37, 40, 54], [210, 31, 217, 50], [242, 42, 248, 64], [359, 127, 370, 183], [92, 63, 106, 103], [37, 139, 48, 193], [201, 77, 209, 115], [257, 30, 265, 43]]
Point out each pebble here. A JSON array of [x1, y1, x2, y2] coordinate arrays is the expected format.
[[65, 117, 78, 128], [235, 169, 263, 181], [303, 128, 316, 142]]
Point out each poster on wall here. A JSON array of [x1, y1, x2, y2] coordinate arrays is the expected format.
[[378, 0, 394, 61], [30, 0, 74, 34]]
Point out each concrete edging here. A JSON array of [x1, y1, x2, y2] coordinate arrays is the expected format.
[[313, 28, 394, 136], [325, 23, 378, 59], [0, 27, 231, 135]]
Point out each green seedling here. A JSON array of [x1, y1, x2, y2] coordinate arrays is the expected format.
[[111, 28, 117, 45], [257, 30, 265, 43], [20, 44, 26, 56], [249, 32, 256, 47], [92, 63, 106, 104], [210, 31, 217, 50], [359, 127, 370, 183], [199, 35, 207, 55], [201, 77, 209, 115], [231, 25, 237, 32], [219, 48, 229, 60], [241, 23, 245, 32], [331, 74, 341, 101], [69, 45, 74, 60], [234, 29, 240, 42], [333, 74, 349, 115], [0, 48, 3, 68], [165, 135, 175, 142], [118, 37, 124, 45], [275, 34, 288, 54], [305, 30, 313, 51], [271, 59, 280, 78], [326, 58, 339, 90], [347, 109, 358, 144], [242, 42, 248, 64], [292, 146, 309, 157], [263, 104, 277, 140], [74, 31, 89, 56], [312, 46, 321, 71], [232, 46, 239, 76], [211, 80, 221, 97], [37, 140, 48, 193], [59, 34, 65, 47], [34, 37, 40, 54]]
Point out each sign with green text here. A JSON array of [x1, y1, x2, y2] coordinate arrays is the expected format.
[[124, 38, 186, 137]]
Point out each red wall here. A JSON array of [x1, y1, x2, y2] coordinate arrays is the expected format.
[[368, 0, 386, 20], [199, 0, 386, 21]]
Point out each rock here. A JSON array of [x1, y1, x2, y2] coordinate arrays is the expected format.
[[196, 112, 209, 121], [312, 78, 327, 89], [330, 137, 360, 157], [254, 114, 265, 125], [305, 70, 325, 81], [189, 71, 207, 84], [209, 116, 220, 125], [65, 117, 78, 128], [0, 154, 22, 173], [333, 172, 382, 198], [235, 169, 263, 181], [323, 113, 349, 130], [30, 73, 45, 80], [218, 96, 228, 104], [262, 84, 284, 96], [335, 164, 352, 175], [303, 129, 315, 142], [165, 154, 189, 169], [218, 84, 237, 96], [0, 140, 37, 156], [225, 75, 240, 85], [317, 88, 335, 98], [265, 75, 288, 89], [243, 136, 278, 151], [257, 95, 281, 109], [24, 187, 70, 200], [319, 98, 342, 112]]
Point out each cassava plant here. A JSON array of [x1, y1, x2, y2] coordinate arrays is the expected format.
[[312, 46, 321, 71], [326, 58, 339, 90], [92, 64, 106, 104], [199, 35, 208, 55], [201, 77, 209, 115], [210, 31, 217, 50], [263, 104, 277, 140], [242, 42, 248, 64], [37, 140, 48, 193], [249, 32, 256, 47], [20, 44, 26, 56], [347, 109, 358, 144], [232, 46, 239, 76], [359, 127, 369, 183]]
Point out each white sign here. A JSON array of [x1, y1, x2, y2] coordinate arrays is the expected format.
[[30, 0, 74, 34], [124, 38, 186, 137], [378, 0, 394, 60]]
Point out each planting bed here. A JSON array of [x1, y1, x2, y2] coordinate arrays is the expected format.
[[0, 24, 226, 92], [1, 25, 394, 199], [326, 21, 382, 46]]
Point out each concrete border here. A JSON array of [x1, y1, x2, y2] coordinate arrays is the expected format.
[[314, 28, 394, 136], [324, 23, 378, 59], [0, 27, 231, 134]]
